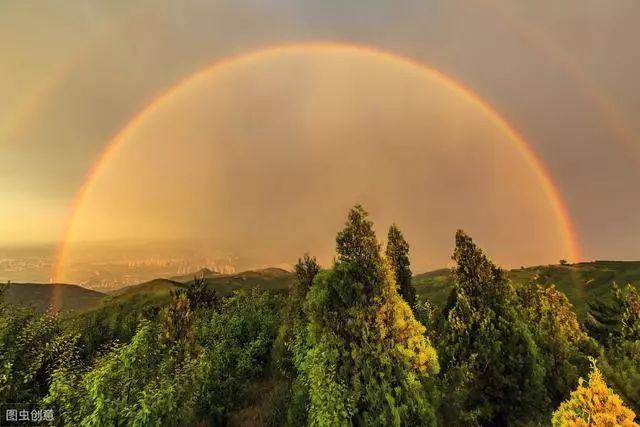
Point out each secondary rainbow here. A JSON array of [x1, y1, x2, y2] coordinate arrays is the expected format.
[[51, 41, 582, 306]]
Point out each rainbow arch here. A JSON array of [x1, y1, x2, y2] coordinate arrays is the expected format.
[[51, 41, 582, 306]]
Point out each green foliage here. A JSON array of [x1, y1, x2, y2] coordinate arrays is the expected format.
[[386, 224, 417, 308], [600, 343, 640, 417], [0, 306, 78, 404], [45, 320, 197, 426], [439, 230, 547, 425], [517, 283, 594, 406], [413, 261, 640, 318], [620, 285, 640, 342], [299, 205, 439, 426], [193, 290, 282, 423], [276, 254, 319, 372], [43, 289, 282, 425], [173, 275, 219, 311], [268, 254, 320, 423], [413, 296, 444, 343], [593, 284, 640, 414], [5, 212, 640, 425], [586, 284, 627, 346]]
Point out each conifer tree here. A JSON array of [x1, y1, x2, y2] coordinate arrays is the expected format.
[[517, 283, 593, 406], [439, 230, 547, 425], [596, 284, 640, 415], [386, 224, 417, 308], [552, 364, 638, 426], [274, 254, 320, 377], [301, 205, 438, 425], [586, 284, 626, 346]]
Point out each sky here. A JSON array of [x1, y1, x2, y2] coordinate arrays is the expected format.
[[1, 0, 639, 273]]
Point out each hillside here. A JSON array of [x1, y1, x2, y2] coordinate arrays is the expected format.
[[169, 267, 221, 283], [199, 267, 294, 296], [83, 268, 293, 314], [1, 283, 105, 312], [413, 260, 640, 317], [5, 262, 639, 317], [0, 269, 294, 313]]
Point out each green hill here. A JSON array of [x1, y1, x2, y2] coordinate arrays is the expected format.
[[198, 267, 294, 295], [413, 261, 640, 317], [6, 262, 639, 318], [90, 268, 293, 313], [1, 283, 105, 312], [0, 269, 294, 314], [169, 267, 221, 283]]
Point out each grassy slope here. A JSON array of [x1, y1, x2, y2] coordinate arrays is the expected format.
[[1, 269, 293, 314], [413, 261, 640, 317], [7, 262, 640, 317], [87, 268, 294, 313], [199, 268, 293, 296], [2, 283, 105, 312]]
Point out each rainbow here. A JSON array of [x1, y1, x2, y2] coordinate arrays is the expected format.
[[51, 41, 582, 307]]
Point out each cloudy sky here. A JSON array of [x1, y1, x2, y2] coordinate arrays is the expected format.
[[1, 0, 639, 272]]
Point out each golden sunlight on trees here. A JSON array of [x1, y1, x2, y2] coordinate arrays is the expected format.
[[552, 364, 638, 426], [299, 205, 439, 425], [386, 224, 417, 309]]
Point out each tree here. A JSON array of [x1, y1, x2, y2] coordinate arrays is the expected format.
[[594, 284, 640, 414], [269, 254, 320, 425], [194, 290, 282, 423], [413, 297, 444, 343], [294, 254, 320, 296], [620, 285, 640, 343], [552, 363, 638, 426], [0, 308, 78, 404], [386, 224, 417, 308], [586, 284, 627, 346], [46, 321, 197, 426], [275, 253, 320, 376], [517, 283, 593, 406], [300, 205, 439, 425], [439, 230, 547, 425], [173, 275, 219, 311], [162, 291, 195, 364]]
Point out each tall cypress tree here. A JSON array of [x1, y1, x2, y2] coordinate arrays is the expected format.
[[301, 205, 439, 425], [439, 230, 547, 425], [386, 224, 417, 309]]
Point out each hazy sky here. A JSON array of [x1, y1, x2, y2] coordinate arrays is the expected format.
[[1, 0, 639, 271]]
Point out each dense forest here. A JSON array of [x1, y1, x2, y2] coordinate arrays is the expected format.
[[1, 205, 639, 426]]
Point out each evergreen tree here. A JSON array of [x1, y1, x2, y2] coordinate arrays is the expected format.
[[270, 254, 320, 425], [552, 363, 638, 426], [518, 283, 593, 406], [300, 205, 438, 425], [596, 284, 640, 414], [386, 224, 417, 308], [439, 230, 547, 425], [274, 253, 320, 376], [586, 284, 626, 346], [620, 285, 640, 343], [172, 275, 219, 311]]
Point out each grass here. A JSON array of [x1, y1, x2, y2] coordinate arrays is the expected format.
[[5, 262, 640, 320]]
